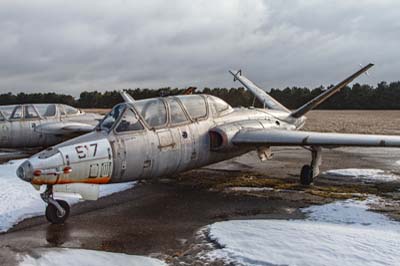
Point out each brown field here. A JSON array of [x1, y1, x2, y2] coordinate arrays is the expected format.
[[303, 110, 400, 135], [84, 108, 400, 135], [82, 108, 110, 115]]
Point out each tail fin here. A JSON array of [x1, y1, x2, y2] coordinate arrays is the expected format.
[[290, 63, 374, 118], [229, 70, 290, 113]]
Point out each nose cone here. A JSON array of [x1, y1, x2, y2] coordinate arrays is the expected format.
[[16, 131, 114, 186], [17, 160, 34, 182]]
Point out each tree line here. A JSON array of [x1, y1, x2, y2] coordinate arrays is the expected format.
[[0, 81, 399, 109]]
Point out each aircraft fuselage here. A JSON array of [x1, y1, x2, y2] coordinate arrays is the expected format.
[[0, 103, 101, 148], [17, 96, 297, 186]]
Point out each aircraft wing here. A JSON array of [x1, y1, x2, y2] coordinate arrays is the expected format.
[[35, 122, 95, 136], [290, 64, 374, 118], [232, 129, 400, 148]]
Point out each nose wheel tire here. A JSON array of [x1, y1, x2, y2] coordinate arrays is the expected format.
[[45, 200, 70, 224], [300, 165, 313, 185]]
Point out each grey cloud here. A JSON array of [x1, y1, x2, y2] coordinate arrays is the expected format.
[[0, 0, 399, 96]]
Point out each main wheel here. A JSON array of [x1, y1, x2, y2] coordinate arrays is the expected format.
[[45, 200, 70, 224], [300, 165, 313, 185]]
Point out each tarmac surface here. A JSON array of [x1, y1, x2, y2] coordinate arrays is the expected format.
[[1, 147, 400, 265]]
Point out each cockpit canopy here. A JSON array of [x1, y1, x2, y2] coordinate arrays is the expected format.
[[0, 106, 14, 121], [35, 104, 57, 117], [98, 94, 233, 133], [135, 98, 168, 128], [0, 110, 5, 122], [0, 104, 81, 121], [61, 105, 81, 116], [207, 95, 232, 117]]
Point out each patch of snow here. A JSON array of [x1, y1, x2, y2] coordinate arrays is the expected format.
[[19, 248, 165, 266], [326, 168, 385, 177], [225, 187, 274, 192], [396, 160, 400, 166], [303, 197, 398, 226], [206, 198, 400, 266], [0, 159, 135, 233], [324, 168, 400, 182]]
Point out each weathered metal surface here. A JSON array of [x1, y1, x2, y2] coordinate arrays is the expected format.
[[0, 103, 102, 148], [229, 70, 290, 112], [19, 136, 113, 185], [17, 65, 400, 223], [20, 87, 400, 188], [232, 129, 400, 147]]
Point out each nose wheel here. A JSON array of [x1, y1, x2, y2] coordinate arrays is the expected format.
[[45, 199, 70, 224], [41, 185, 70, 224]]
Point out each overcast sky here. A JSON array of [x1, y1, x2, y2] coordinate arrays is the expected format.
[[0, 0, 399, 96]]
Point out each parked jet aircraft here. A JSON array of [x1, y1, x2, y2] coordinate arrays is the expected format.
[[0, 91, 133, 149], [0, 103, 101, 149], [16, 63, 400, 224]]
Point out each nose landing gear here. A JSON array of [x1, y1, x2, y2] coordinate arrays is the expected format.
[[41, 185, 70, 224]]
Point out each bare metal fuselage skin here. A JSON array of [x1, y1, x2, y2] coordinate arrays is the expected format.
[[0, 104, 100, 149], [109, 106, 294, 182], [18, 96, 298, 186], [0, 115, 96, 148]]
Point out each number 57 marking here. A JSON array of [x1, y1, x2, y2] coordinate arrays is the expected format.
[[75, 143, 98, 159]]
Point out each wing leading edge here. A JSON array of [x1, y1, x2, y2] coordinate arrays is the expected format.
[[232, 129, 400, 148]]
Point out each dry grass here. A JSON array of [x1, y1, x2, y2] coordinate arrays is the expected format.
[[303, 110, 400, 135], [175, 170, 392, 201], [82, 108, 110, 115]]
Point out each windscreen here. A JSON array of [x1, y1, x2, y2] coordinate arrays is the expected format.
[[99, 104, 126, 131], [116, 108, 144, 132]]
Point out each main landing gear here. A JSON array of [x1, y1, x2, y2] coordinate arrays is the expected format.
[[41, 185, 70, 224], [300, 146, 322, 186]]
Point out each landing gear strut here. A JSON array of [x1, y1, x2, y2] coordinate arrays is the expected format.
[[41, 185, 70, 224], [300, 146, 322, 185]]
